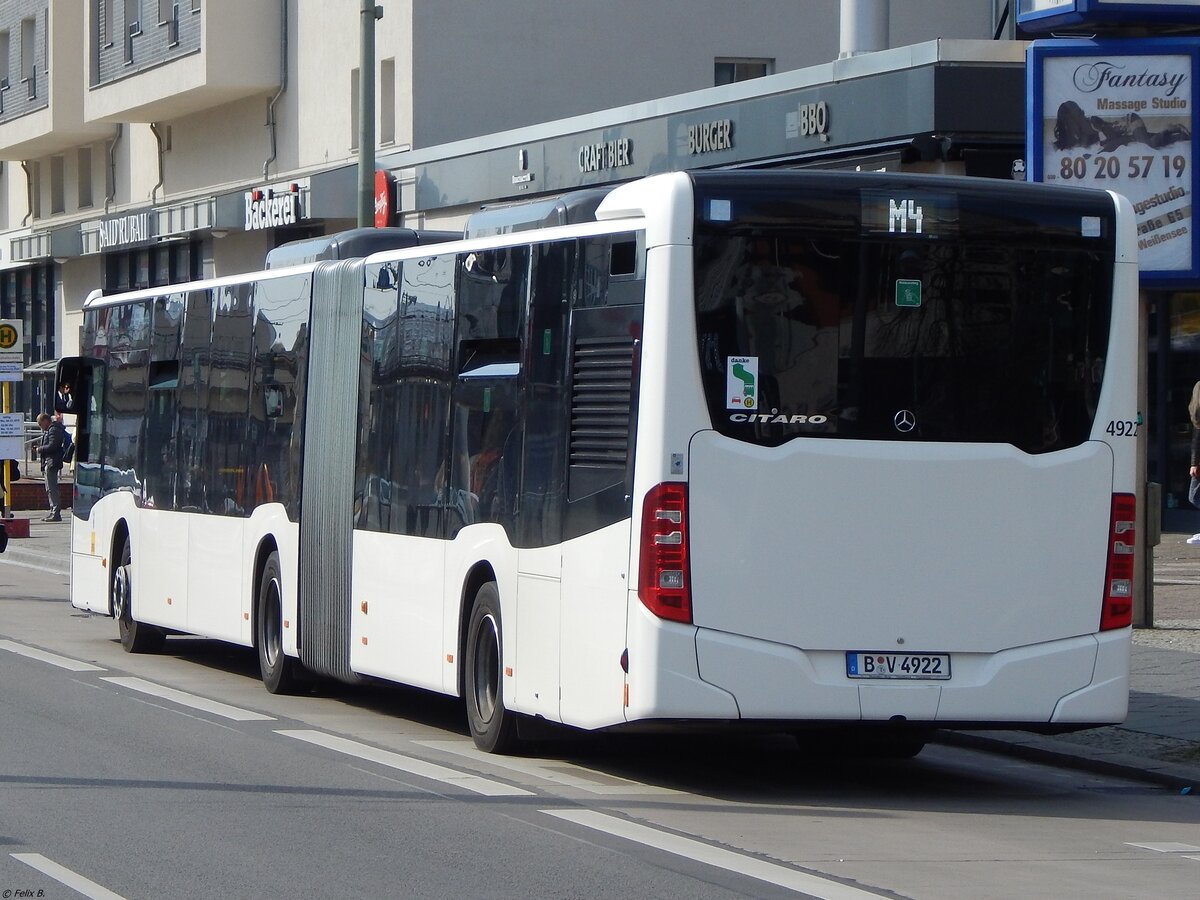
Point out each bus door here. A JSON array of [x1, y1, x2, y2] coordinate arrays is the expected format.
[[56, 355, 109, 613]]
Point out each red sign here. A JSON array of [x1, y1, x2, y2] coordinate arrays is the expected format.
[[374, 170, 395, 228]]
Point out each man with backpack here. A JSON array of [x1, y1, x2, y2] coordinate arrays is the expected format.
[[35, 412, 66, 522]]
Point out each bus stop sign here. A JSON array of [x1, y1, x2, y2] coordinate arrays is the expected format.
[[0, 319, 23, 382]]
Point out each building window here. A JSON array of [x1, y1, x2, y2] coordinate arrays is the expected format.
[[50, 156, 64, 215], [381, 58, 396, 145], [350, 67, 360, 151], [159, 0, 180, 43], [78, 147, 94, 209], [29, 160, 42, 220], [100, 0, 114, 46], [125, 0, 141, 62], [0, 31, 9, 91], [714, 57, 773, 86], [20, 17, 35, 95]]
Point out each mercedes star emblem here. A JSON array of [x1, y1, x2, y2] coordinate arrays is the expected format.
[[893, 409, 916, 433]]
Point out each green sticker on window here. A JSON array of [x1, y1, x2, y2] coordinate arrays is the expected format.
[[483, 387, 492, 412], [895, 279, 922, 308], [543, 328, 552, 355]]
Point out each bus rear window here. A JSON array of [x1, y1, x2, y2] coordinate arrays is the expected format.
[[692, 176, 1116, 453]]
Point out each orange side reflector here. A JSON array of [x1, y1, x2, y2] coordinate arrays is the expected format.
[[361, 637, 368, 645], [283, 620, 289, 629], [446, 654, 454, 664], [243, 612, 250, 621], [504, 667, 513, 677], [101, 557, 107, 568], [166, 597, 172, 606], [624, 683, 629, 707]]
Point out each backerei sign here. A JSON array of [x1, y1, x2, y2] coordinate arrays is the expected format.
[[244, 184, 304, 231], [1029, 39, 1200, 281]]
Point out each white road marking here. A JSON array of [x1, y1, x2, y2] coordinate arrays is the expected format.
[[277, 729, 532, 797], [0, 557, 69, 574], [0, 639, 105, 672], [418, 739, 678, 795], [100, 676, 274, 721], [1126, 841, 1200, 853], [543, 809, 886, 899], [12, 852, 128, 900]]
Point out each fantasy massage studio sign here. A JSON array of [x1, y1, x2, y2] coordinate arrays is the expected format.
[[1029, 40, 1200, 281]]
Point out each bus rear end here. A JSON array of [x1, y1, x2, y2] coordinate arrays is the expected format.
[[626, 171, 1138, 735]]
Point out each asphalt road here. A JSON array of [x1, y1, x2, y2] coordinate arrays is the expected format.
[[2, 560, 1199, 900]]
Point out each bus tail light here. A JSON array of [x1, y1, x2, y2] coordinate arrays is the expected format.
[[1100, 493, 1136, 631], [638, 482, 691, 624]]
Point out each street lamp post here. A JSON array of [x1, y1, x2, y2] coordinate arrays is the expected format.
[[358, 1, 383, 227]]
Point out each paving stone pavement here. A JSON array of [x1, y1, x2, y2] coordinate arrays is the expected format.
[[3, 505, 1200, 789]]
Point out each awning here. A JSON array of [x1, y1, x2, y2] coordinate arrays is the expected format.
[[22, 359, 58, 376]]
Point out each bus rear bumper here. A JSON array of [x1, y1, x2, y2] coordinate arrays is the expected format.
[[680, 626, 1130, 727]]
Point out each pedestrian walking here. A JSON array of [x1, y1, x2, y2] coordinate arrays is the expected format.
[[35, 412, 65, 522]]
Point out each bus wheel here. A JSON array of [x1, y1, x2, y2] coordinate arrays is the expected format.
[[464, 582, 519, 754], [256, 551, 298, 694], [114, 542, 164, 654]]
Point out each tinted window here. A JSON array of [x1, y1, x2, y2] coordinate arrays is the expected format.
[[249, 273, 311, 519], [355, 255, 454, 537], [207, 284, 253, 515], [692, 174, 1115, 452], [176, 289, 212, 510], [141, 293, 184, 509], [99, 301, 151, 497], [447, 247, 530, 537]]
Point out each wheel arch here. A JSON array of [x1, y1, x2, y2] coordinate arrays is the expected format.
[[108, 518, 132, 618], [457, 561, 498, 698], [250, 535, 281, 651]]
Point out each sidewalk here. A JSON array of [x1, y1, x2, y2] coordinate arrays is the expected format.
[[4, 508, 1200, 789], [1, 509, 72, 575]]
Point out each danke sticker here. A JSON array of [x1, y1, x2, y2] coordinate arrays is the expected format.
[[727, 356, 758, 410]]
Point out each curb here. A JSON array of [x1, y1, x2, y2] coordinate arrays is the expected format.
[[935, 730, 1200, 794]]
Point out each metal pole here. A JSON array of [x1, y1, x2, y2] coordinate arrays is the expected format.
[[357, 1, 381, 227], [2, 382, 9, 518]]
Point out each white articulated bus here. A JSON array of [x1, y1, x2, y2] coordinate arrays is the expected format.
[[59, 170, 1140, 755]]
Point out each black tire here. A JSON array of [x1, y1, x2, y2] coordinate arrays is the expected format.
[[113, 541, 165, 654], [464, 582, 519, 754], [256, 551, 299, 694]]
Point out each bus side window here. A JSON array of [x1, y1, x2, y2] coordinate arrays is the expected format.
[[447, 246, 530, 538]]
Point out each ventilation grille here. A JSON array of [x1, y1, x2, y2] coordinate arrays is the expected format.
[[570, 336, 635, 469]]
